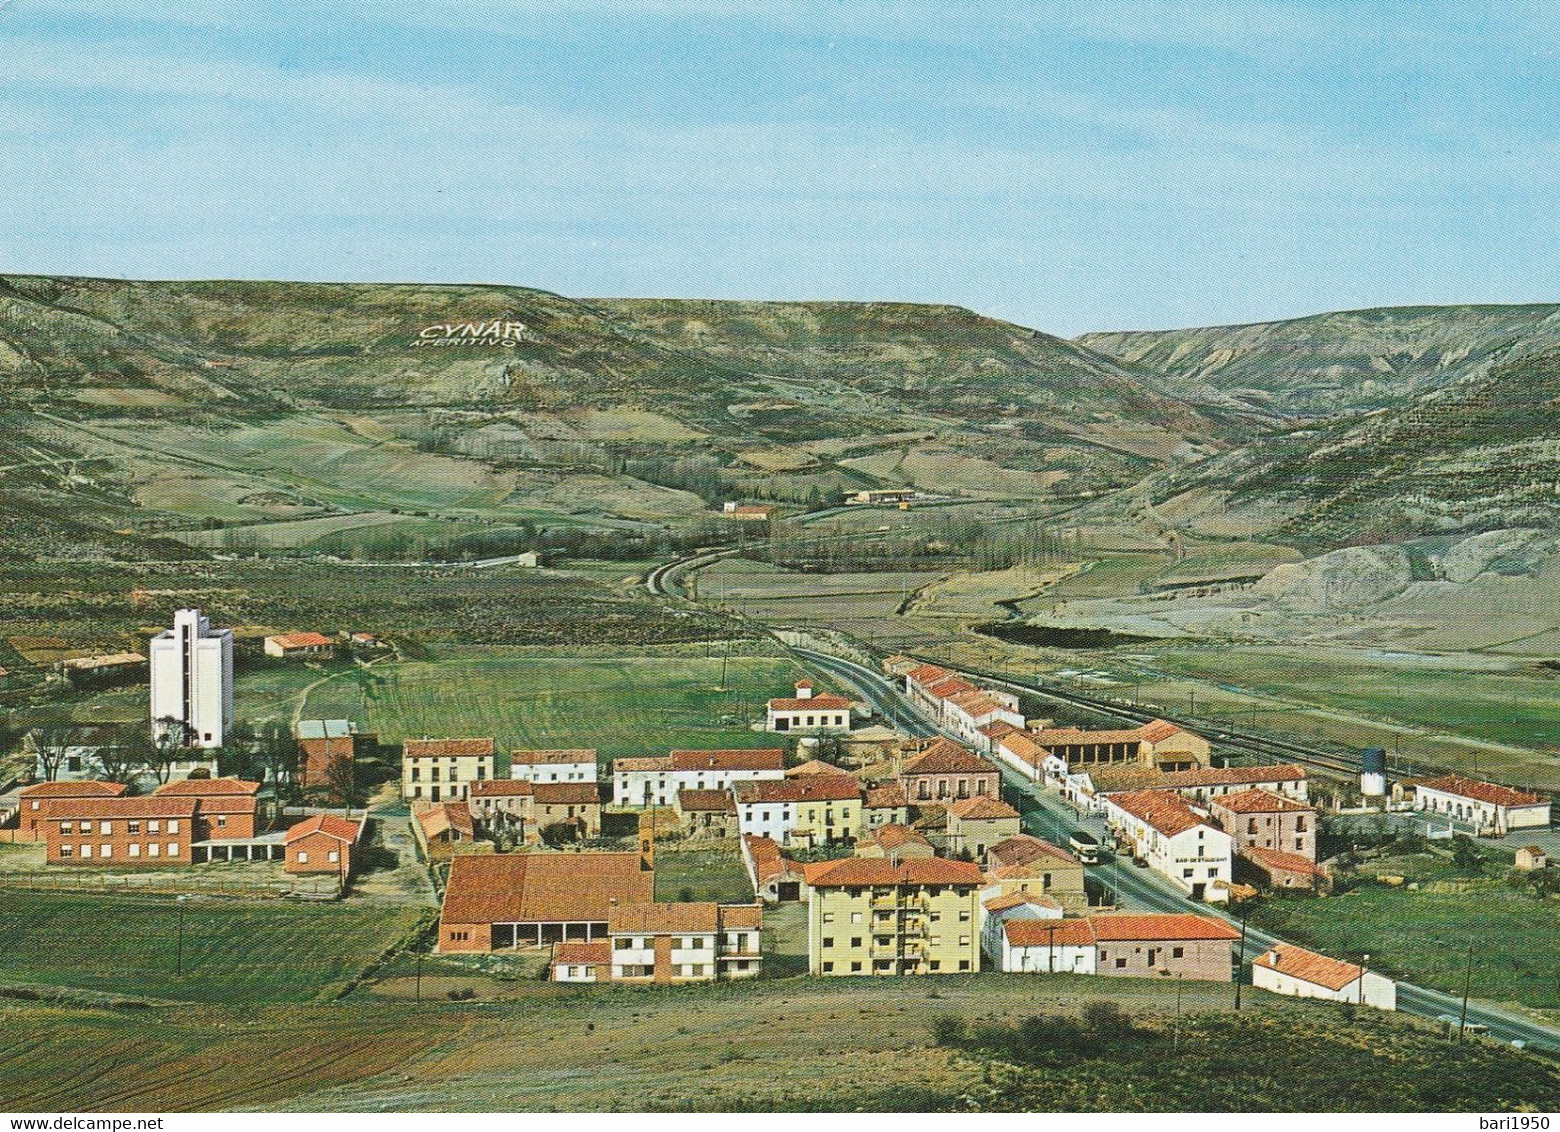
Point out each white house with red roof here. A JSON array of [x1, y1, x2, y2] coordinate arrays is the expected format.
[[402, 737, 495, 803], [765, 680, 852, 733], [612, 748, 786, 807], [263, 631, 335, 659], [979, 889, 1063, 960], [999, 913, 1240, 979], [1102, 789, 1232, 902], [1412, 774, 1550, 836], [1253, 943, 1396, 1010], [508, 749, 597, 784], [900, 663, 1022, 748]]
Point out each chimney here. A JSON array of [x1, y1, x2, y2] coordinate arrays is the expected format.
[[795, 680, 814, 700]]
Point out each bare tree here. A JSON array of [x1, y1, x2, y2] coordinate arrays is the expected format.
[[30, 724, 84, 782], [99, 725, 153, 785], [149, 716, 191, 784], [325, 754, 361, 814]]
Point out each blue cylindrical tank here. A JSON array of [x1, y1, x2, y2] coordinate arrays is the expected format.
[[1361, 747, 1386, 775]]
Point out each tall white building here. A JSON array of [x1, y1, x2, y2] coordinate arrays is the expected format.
[[149, 608, 234, 750]]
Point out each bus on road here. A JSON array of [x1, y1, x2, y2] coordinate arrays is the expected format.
[[1069, 830, 1100, 864]]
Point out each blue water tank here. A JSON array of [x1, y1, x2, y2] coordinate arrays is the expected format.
[[1361, 747, 1387, 775]]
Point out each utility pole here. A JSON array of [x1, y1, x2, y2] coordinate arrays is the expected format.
[[1234, 905, 1249, 1011], [1457, 942, 1474, 1041], [174, 894, 189, 976], [415, 949, 424, 1003]]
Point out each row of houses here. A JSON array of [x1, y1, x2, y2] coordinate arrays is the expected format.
[[16, 777, 363, 875], [436, 850, 766, 984]]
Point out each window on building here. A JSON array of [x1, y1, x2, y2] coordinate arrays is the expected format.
[[850, 961, 862, 973], [1172, 947, 1184, 958], [148, 843, 160, 857], [129, 843, 140, 857], [959, 910, 971, 922], [822, 912, 834, 923], [58, 844, 73, 858], [169, 843, 179, 856], [850, 911, 863, 924], [217, 815, 227, 828], [1115, 958, 1127, 969], [81, 844, 92, 858], [822, 937, 834, 948], [99, 844, 112, 858], [298, 851, 309, 864], [168, 820, 180, 834], [149, 820, 160, 833]]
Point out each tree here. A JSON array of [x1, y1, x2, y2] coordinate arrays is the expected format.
[[101, 725, 153, 785], [1451, 834, 1483, 874], [325, 754, 361, 813], [148, 716, 191, 784], [30, 723, 83, 781], [253, 721, 300, 800]]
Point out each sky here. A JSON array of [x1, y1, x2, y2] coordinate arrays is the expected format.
[[2, 1, 1559, 335]]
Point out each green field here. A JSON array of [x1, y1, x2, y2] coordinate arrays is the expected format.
[[0, 890, 424, 1004], [1248, 879, 1560, 1015], [299, 645, 806, 762], [653, 848, 755, 904], [1135, 645, 1560, 789]]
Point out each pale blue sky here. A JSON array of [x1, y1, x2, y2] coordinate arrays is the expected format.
[[2, 1, 1558, 334]]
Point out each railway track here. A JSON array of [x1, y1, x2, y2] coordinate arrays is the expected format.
[[922, 655, 1390, 782]]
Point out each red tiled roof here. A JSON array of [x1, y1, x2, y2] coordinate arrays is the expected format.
[[946, 795, 1020, 821], [1254, 943, 1362, 991], [532, 782, 600, 806], [1414, 774, 1545, 809], [510, 749, 596, 765], [405, 737, 495, 759], [669, 748, 786, 772], [735, 776, 862, 804], [677, 788, 737, 813], [983, 890, 1062, 914], [864, 782, 908, 808], [1137, 719, 1185, 744], [1212, 788, 1315, 815], [802, 857, 983, 887], [744, 834, 798, 885], [441, 851, 653, 925], [552, 940, 611, 967], [925, 677, 979, 700], [470, 779, 536, 798], [1089, 913, 1240, 942], [417, 802, 475, 840], [979, 720, 1022, 741], [267, 631, 334, 650], [905, 664, 951, 685], [48, 796, 198, 819], [768, 694, 852, 711], [154, 778, 260, 797], [19, 780, 128, 800], [609, 901, 720, 935], [902, 739, 996, 777], [1245, 846, 1323, 877], [787, 758, 849, 778], [718, 903, 763, 930], [986, 834, 1078, 868], [868, 823, 931, 850], [1005, 918, 1096, 947], [1104, 789, 1209, 837], [285, 813, 360, 844]]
